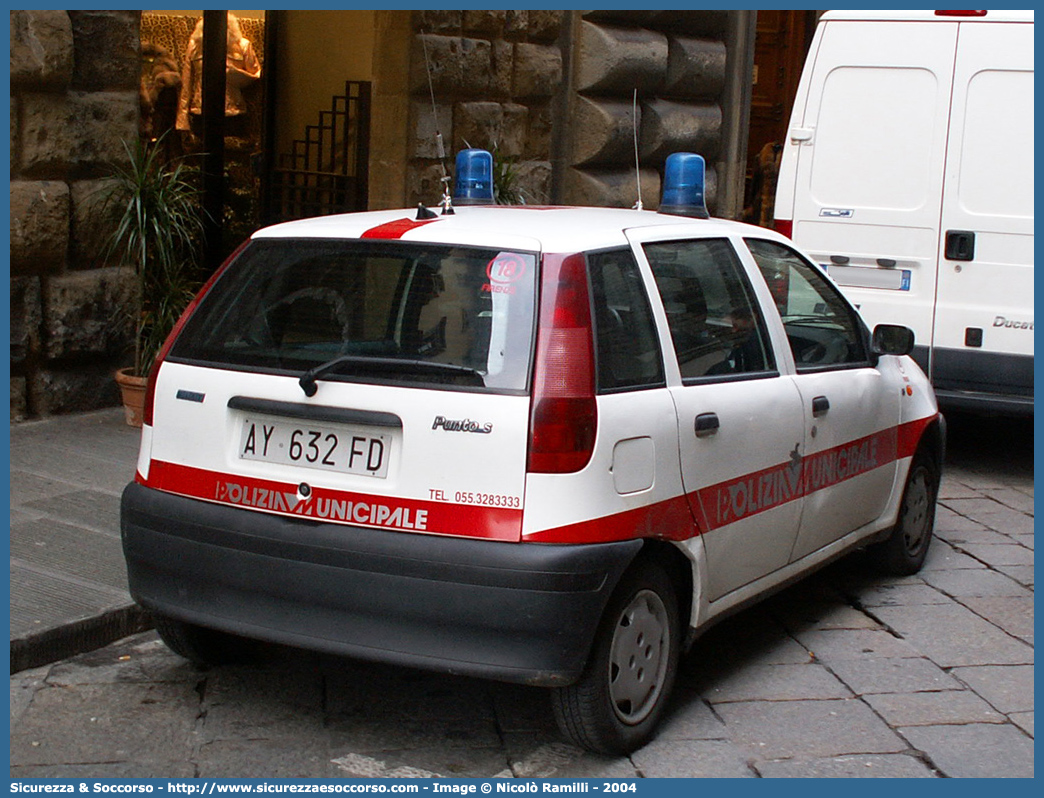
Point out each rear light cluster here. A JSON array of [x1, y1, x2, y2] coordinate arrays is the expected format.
[[142, 240, 250, 426], [527, 253, 597, 474]]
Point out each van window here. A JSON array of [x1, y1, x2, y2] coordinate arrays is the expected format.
[[745, 238, 868, 371], [587, 249, 665, 393], [169, 239, 537, 392], [645, 239, 775, 381]]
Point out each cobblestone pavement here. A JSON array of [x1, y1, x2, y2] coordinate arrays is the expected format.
[[10, 413, 1033, 778]]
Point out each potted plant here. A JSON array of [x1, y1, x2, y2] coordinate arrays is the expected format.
[[100, 133, 204, 426]]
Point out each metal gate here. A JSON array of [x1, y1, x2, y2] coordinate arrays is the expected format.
[[268, 81, 371, 222]]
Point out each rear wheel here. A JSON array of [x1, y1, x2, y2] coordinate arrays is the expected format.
[[551, 560, 680, 754], [868, 451, 939, 575], [152, 613, 249, 667]]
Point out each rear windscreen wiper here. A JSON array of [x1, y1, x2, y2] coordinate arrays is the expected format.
[[299, 355, 483, 396]]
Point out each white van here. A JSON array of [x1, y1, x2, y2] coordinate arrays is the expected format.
[[774, 9, 1034, 415]]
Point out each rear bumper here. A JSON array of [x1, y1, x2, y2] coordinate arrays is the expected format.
[[121, 482, 641, 686]]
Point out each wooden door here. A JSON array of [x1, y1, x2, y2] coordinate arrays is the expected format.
[[745, 10, 817, 226]]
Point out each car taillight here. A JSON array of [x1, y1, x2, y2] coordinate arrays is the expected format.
[[774, 218, 793, 239], [527, 252, 597, 474], [935, 10, 987, 16], [142, 240, 250, 427]]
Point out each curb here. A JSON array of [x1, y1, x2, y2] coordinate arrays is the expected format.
[[10, 605, 154, 674]]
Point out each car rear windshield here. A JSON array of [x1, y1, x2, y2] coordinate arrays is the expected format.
[[169, 239, 538, 392]]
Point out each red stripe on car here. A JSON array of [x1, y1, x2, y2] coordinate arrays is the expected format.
[[897, 414, 936, 460], [360, 218, 439, 240], [140, 460, 522, 541], [139, 416, 937, 546], [523, 495, 696, 544], [526, 416, 938, 543], [693, 426, 899, 532]]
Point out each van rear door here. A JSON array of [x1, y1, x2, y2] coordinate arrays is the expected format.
[[781, 18, 958, 352], [932, 19, 1034, 402]]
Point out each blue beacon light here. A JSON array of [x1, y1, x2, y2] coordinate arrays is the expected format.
[[453, 149, 495, 205], [659, 152, 709, 219]]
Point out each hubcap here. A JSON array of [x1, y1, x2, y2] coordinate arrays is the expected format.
[[902, 467, 931, 554], [608, 589, 670, 725]]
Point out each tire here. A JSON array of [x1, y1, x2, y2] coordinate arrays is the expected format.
[[152, 613, 249, 667], [868, 451, 939, 575], [551, 560, 681, 755]]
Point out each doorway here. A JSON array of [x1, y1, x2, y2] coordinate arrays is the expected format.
[[744, 10, 818, 228]]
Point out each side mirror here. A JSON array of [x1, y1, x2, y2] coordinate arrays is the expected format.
[[871, 324, 915, 356]]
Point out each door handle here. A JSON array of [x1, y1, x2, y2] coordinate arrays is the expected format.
[[812, 396, 830, 418], [694, 412, 720, 438], [789, 127, 814, 143], [945, 230, 976, 262]]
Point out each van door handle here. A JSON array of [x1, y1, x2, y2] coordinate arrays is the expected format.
[[945, 230, 976, 262], [812, 396, 830, 418], [694, 413, 720, 438]]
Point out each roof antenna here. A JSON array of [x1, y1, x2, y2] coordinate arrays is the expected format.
[[632, 88, 643, 211], [421, 34, 454, 215]]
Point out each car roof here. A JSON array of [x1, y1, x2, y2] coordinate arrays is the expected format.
[[251, 205, 781, 253]]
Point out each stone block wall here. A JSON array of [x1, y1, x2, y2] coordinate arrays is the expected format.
[[563, 10, 730, 211], [404, 10, 566, 208], [401, 10, 735, 214], [10, 10, 140, 420], [9, 8, 746, 420]]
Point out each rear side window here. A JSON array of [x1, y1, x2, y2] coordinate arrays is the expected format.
[[170, 239, 537, 392], [587, 249, 665, 393], [745, 238, 868, 370], [645, 238, 775, 381]]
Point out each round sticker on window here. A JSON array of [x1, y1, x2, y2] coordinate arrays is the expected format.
[[486, 254, 527, 284]]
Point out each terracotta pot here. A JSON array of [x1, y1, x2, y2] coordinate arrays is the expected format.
[[114, 368, 148, 428]]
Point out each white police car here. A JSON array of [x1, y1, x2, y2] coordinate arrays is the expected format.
[[121, 151, 944, 754]]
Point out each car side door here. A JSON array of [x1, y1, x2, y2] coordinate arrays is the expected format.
[[744, 238, 902, 562], [629, 230, 806, 602]]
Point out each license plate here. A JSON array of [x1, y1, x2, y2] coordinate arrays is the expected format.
[[239, 417, 391, 478]]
